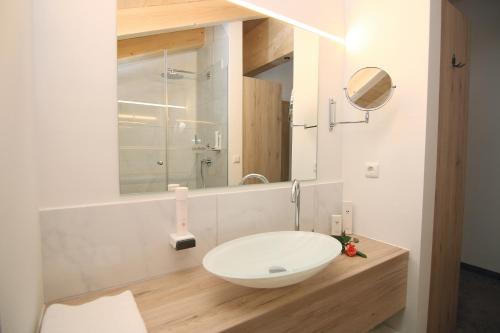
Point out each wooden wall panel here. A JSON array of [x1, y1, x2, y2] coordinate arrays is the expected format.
[[118, 0, 206, 10], [243, 18, 294, 76], [243, 77, 282, 183], [427, 2, 470, 332], [117, 28, 205, 58], [281, 101, 291, 181], [117, 0, 262, 39]]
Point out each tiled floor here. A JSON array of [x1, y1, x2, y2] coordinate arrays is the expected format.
[[456, 266, 500, 332]]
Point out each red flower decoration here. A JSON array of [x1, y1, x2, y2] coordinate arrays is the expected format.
[[345, 242, 357, 257]]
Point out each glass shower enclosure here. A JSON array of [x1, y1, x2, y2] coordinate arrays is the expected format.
[[117, 26, 228, 194]]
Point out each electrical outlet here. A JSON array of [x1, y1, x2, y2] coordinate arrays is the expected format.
[[330, 214, 342, 235], [365, 162, 380, 178], [342, 201, 353, 234]]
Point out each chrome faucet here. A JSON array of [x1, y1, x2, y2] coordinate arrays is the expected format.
[[239, 173, 270, 185], [291, 179, 300, 231]]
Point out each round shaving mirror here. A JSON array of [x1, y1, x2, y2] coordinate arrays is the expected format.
[[345, 67, 395, 111]]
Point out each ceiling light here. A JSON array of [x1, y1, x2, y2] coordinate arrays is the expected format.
[[117, 100, 186, 110], [227, 0, 344, 45]]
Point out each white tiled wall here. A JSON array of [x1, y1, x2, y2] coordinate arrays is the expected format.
[[216, 187, 295, 242], [40, 181, 342, 302]]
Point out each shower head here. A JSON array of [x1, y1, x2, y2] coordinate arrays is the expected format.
[[160, 69, 184, 80], [161, 68, 196, 80], [167, 72, 185, 80]]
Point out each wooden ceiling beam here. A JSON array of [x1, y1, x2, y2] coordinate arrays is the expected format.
[[117, 0, 263, 39], [118, 0, 205, 10], [243, 18, 294, 77], [117, 28, 205, 59]]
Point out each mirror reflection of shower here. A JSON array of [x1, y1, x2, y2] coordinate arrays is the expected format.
[[117, 25, 229, 194]]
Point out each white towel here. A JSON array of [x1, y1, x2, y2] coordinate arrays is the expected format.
[[41, 291, 148, 333]]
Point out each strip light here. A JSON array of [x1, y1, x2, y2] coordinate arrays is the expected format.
[[118, 120, 148, 125], [117, 100, 186, 110], [177, 119, 217, 126], [227, 0, 344, 45], [118, 114, 157, 121]]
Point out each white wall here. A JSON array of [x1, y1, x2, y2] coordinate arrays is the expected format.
[[34, 0, 120, 208], [417, 0, 442, 328], [255, 61, 293, 101], [291, 28, 320, 180], [226, 22, 244, 186], [453, 0, 500, 274], [0, 0, 44, 331], [342, 1, 438, 332]]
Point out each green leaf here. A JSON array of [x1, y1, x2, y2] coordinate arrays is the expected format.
[[332, 234, 351, 245], [332, 235, 344, 245], [331, 235, 343, 243], [356, 251, 367, 258]]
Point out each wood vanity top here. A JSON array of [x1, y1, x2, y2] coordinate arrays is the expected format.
[[56, 236, 408, 333]]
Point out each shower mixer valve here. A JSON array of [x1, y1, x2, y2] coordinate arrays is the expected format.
[[201, 158, 213, 167]]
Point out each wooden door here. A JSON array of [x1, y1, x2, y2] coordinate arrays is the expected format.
[[427, 2, 470, 332], [281, 101, 291, 181], [243, 77, 282, 183]]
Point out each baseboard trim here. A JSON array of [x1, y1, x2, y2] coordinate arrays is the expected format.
[[461, 262, 500, 280]]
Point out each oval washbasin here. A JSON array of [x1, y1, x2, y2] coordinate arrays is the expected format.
[[202, 231, 342, 288]]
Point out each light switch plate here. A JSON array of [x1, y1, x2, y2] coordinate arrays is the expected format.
[[365, 162, 379, 178], [232, 155, 241, 164]]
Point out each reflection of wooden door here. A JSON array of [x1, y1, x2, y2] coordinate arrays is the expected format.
[[281, 101, 291, 181], [243, 77, 282, 183], [428, 2, 470, 332]]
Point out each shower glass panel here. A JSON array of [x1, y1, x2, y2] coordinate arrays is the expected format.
[[118, 51, 168, 194], [192, 26, 228, 189], [165, 50, 199, 188], [118, 26, 228, 194]]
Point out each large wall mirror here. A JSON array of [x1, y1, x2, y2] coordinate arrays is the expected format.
[[117, 1, 319, 194]]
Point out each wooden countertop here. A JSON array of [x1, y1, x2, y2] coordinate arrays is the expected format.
[[56, 235, 409, 333]]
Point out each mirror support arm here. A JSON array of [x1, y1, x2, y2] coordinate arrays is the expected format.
[[329, 98, 370, 131]]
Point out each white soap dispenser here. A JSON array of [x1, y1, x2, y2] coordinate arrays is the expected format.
[[214, 130, 221, 150], [169, 187, 196, 250]]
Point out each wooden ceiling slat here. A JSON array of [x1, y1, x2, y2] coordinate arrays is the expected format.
[[117, 0, 263, 39]]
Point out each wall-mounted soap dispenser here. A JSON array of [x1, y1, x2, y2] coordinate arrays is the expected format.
[[169, 187, 196, 250], [214, 130, 222, 150]]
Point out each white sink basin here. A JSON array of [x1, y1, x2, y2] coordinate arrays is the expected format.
[[202, 231, 342, 288]]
